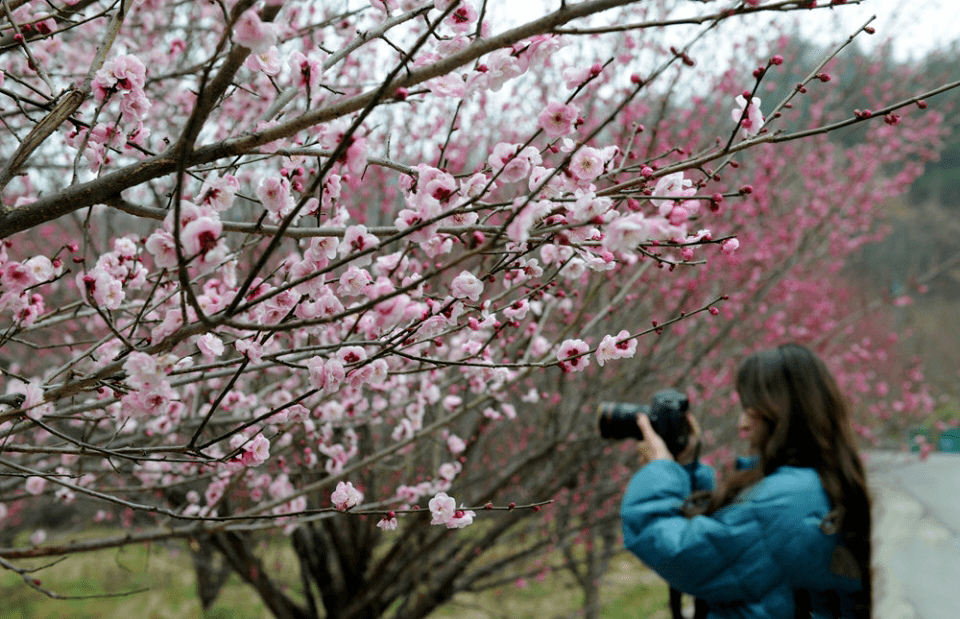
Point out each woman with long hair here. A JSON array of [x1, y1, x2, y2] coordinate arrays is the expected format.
[[621, 343, 871, 618]]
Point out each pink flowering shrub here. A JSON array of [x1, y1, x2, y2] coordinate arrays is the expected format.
[[0, 0, 953, 615]]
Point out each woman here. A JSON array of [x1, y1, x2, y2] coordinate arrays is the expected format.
[[621, 344, 871, 619]]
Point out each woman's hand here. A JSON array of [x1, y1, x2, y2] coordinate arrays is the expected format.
[[636, 413, 701, 466], [636, 414, 673, 464]]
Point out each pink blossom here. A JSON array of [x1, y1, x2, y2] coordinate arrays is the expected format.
[[242, 434, 270, 467], [570, 191, 612, 222], [377, 514, 399, 531], [506, 199, 550, 245], [569, 147, 604, 181], [151, 308, 184, 342], [23, 256, 54, 283], [503, 299, 529, 321], [88, 270, 124, 309], [428, 73, 466, 98], [2, 262, 34, 293], [721, 238, 740, 255], [182, 216, 223, 257], [25, 476, 46, 495], [118, 88, 152, 121], [331, 481, 363, 511], [307, 356, 344, 392], [438, 461, 461, 481], [145, 229, 179, 268], [315, 289, 346, 318], [396, 485, 421, 504], [538, 101, 579, 138], [92, 54, 146, 102], [446, 2, 478, 34], [458, 172, 491, 202], [233, 9, 278, 54], [343, 136, 368, 177], [417, 165, 457, 202], [337, 346, 367, 366], [416, 314, 451, 340], [123, 351, 162, 390], [114, 237, 137, 258], [306, 236, 339, 262], [235, 338, 264, 364], [321, 443, 350, 474], [257, 176, 294, 219], [199, 174, 239, 213], [450, 271, 483, 301], [339, 225, 379, 263], [428, 491, 456, 525], [122, 386, 175, 419], [197, 333, 224, 359], [562, 65, 593, 89], [395, 198, 441, 243], [447, 433, 466, 454], [732, 95, 764, 137], [338, 266, 373, 297], [306, 356, 326, 390], [127, 121, 150, 149], [556, 338, 590, 373], [595, 330, 637, 366], [289, 50, 323, 90], [246, 46, 283, 75], [488, 144, 541, 183], [448, 506, 476, 528], [482, 49, 522, 91], [652, 172, 696, 215]]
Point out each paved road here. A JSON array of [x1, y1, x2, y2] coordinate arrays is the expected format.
[[866, 451, 960, 619]]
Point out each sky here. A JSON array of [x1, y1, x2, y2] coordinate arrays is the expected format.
[[801, 0, 960, 62]]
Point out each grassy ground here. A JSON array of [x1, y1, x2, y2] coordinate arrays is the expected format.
[[433, 553, 670, 619], [0, 531, 668, 619]]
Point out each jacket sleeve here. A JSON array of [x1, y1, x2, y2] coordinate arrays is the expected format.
[[621, 460, 789, 604]]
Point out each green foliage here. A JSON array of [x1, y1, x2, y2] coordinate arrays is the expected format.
[[1, 534, 669, 619]]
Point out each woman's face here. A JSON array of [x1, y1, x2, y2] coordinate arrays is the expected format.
[[737, 408, 764, 452]]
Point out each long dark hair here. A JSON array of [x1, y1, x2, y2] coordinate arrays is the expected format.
[[701, 344, 872, 617]]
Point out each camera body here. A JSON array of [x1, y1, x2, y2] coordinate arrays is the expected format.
[[597, 389, 691, 457]]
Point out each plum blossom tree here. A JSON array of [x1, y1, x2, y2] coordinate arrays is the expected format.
[[0, 0, 956, 617]]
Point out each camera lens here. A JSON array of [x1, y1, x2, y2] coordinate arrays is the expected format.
[[597, 402, 647, 440]]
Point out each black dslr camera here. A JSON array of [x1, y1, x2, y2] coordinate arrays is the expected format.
[[597, 389, 691, 458]]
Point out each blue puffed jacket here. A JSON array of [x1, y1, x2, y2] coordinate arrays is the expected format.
[[621, 459, 863, 618]]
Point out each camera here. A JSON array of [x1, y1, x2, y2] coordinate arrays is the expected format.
[[597, 389, 691, 457]]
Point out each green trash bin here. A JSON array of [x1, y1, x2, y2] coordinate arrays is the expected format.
[[939, 427, 960, 453]]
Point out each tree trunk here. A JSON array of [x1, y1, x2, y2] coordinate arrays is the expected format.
[[210, 531, 312, 619]]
